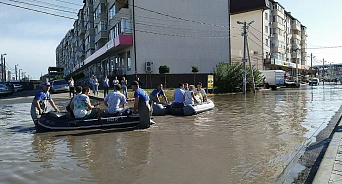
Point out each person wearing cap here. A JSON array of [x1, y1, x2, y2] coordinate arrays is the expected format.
[[31, 82, 60, 124], [131, 81, 151, 129], [150, 84, 168, 103]]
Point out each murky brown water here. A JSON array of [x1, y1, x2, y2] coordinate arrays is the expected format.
[[1, 84, 342, 183]]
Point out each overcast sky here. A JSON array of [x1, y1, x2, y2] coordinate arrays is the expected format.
[[0, 0, 341, 79]]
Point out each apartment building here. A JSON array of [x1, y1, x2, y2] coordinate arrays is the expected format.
[[230, 0, 308, 77], [56, 0, 230, 87]]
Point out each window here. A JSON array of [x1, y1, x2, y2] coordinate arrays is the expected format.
[[94, 4, 101, 19], [265, 12, 268, 20], [127, 51, 131, 71], [266, 39, 269, 46], [109, 4, 116, 20], [109, 28, 114, 40], [265, 25, 268, 33], [121, 18, 132, 33]]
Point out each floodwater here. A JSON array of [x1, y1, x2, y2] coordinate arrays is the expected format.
[[1, 84, 342, 184]]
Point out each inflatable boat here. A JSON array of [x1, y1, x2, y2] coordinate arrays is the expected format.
[[168, 99, 215, 116], [152, 103, 169, 116], [35, 111, 154, 132]]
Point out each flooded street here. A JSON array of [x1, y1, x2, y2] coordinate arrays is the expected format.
[[1, 84, 342, 184]]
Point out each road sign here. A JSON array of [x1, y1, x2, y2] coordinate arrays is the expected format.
[[207, 75, 214, 89]]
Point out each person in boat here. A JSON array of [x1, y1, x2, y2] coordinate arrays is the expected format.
[[71, 87, 101, 119], [31, 82, 60, 124], [131, 81, 151, 129], [66, 86, 82, 118], [173, 83, 185, 107], [194, 82, 207, 102], [103, 84, 128, 116], [150, 84, 168, 104], [184, 85, 200, 105]]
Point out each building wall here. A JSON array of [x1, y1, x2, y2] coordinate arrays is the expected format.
[[230, 9, 267, 70], [134, 0, 230, 75]]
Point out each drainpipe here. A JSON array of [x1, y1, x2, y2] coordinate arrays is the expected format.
[[132, 0, 137, 78], [228, 0, 231, 64]]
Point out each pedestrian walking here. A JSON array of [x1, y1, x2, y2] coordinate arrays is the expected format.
[[103, 75, 109, 98], [68, 77, 75, 98], [121, 76, 128, 99]]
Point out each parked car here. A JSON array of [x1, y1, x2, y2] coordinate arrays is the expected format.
[[0, 83, 14, 96], [285, 79, 299, 88], [13, 84, 23, 92], [51, 79, 69, 93], [309, 78, 319, 85]]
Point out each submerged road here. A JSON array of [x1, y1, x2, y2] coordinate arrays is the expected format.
[[0, 84, 341, 183]]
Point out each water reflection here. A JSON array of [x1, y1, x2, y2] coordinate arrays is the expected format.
[[31, 129, 151, 183]]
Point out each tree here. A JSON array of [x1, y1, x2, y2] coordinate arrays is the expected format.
[[159, 65, 170, 88], [192, 66, 199, 84], [213, 62, 262, 93]]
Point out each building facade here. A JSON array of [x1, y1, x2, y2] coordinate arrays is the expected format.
[[230, 0, 308, 78], [56, 0, 230, 87]]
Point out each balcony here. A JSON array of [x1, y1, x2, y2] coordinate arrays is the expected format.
[[292, 20, 301, 31], [109, 8, 132, 28], [95, 30, 108, 42], [78, 26, 85, 35], [85, 42, 95, 51], [292, 33, 301, 40], [85, 28, 95, 38], [107, 35, 133, 50]]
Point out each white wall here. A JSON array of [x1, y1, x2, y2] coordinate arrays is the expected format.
[[134, 0, 230, 74]]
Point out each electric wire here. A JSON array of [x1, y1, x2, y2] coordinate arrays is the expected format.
[[0, 1, 76, 20], [8, 0, 78, 15]]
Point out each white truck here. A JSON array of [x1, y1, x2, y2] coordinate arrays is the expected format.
[[261, 70, 285, 90]]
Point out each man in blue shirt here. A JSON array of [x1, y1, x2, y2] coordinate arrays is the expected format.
[[31, 82, 60, 124], [173, 83, 185, 105], [131, 81, 151, 129], [150, 84, 168, 103]]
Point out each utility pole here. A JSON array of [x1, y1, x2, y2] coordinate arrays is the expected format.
[[323, 58, 325, 86], [310, 53, 313, 79], [15, 64, 18, 80], [237, 20, 255, 94], [19, 69, 22, 81], [3, 56, 6, 82]]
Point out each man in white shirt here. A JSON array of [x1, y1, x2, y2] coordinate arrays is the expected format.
[[104, 84, 128, 115], [71, 87, 100, 119]]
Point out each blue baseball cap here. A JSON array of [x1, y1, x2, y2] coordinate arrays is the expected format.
[[43, 82, 51, 86]]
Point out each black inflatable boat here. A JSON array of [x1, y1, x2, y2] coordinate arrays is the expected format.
[[35, 111, 153, 132]]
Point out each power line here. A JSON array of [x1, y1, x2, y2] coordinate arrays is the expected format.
[[0, 1, 76, 20], [308, 46, 342, 49], [26, 0, 80, 11], [8, 0, 78, 14], [54, 0, 82, 6], [123, 2, 230, 28]]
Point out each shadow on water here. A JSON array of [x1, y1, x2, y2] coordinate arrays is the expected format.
[[52, 127, 137, 137], [7, 126, 36, 134]]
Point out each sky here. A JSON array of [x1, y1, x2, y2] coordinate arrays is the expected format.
[[0, 0, 341, 79]]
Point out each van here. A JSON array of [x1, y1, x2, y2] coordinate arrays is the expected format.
[[261, 70, 285, 90]]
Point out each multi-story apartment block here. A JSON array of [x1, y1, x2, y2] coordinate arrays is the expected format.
[[56, 0, 230, 87], [230, 0, 309, 77]]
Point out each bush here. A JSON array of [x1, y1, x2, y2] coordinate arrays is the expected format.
[[213, 62, 263, 93], [159, 65, 170, 74]]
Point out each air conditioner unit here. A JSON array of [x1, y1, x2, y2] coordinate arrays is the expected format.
[[145, 61, 154, 72]]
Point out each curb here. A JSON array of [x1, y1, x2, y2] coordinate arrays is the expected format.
[[312, 108, 342, 184]]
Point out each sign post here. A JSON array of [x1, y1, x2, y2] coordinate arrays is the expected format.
[[207, 75, 214, 94]]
